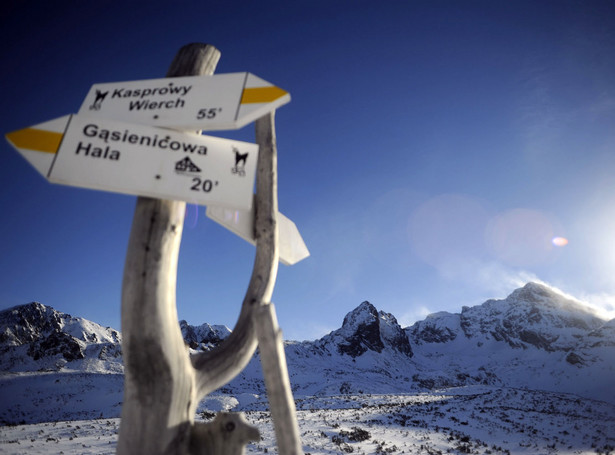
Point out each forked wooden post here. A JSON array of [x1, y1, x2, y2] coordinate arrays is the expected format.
[[118, 42, 302, 455], [118, 43, 223, 455]]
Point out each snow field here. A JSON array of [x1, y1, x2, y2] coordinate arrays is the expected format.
[[2, 387, 614, 454]]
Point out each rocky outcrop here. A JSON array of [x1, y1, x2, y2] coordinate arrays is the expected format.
[[406, 311, 459, 344], [318, 301, 412, 358], [0, 302, 121, 371], [180, 320, 231, 351]]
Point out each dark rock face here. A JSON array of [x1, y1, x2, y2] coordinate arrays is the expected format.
[[406, 312, 459, 345], [380, 312, 413, 357], [97, 343, 122, 360], [28, 331, 84, 361], [1, 302, 84, 361], [179, 320, 231, 351], [565, 352, 585, 366], [586, 319, 615, 347], [324, 302, 413, 358], [0, 302, 65, 345], [414, 325, 457, 343], [518, 329, 557, 351], [338, 303, 386, 357]]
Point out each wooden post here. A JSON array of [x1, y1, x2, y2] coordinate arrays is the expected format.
[[255, 304, 304, 454], [118, 43, 301, 455], [117, 43, 223, 455], [191, 112, 303, 454], [253, 113, 304, 454]]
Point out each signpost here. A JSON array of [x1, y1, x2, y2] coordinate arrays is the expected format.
[[79, 72, 290, 130], [6, 114, 258, 210], [207, 203, 309, 266]]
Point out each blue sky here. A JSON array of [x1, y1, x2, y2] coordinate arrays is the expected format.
[[1, 1, 615, 340]]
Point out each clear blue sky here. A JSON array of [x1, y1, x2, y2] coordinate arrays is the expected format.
[[1, 1, 614, 340]]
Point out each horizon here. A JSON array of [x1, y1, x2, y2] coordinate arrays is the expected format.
[[2, 1, 615, 341], [5, 280, 612, 341]]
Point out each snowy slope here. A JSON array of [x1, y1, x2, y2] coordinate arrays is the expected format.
[[2, 388, 614, 454], [405, 282, 615, 403]]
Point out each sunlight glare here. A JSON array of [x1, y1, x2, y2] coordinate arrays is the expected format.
[[552, 236, 568, 247]]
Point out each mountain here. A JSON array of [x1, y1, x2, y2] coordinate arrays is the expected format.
[[258, 301, 416, 397], [319, 301, 413, 358], [1, 282, 614, 424], [459, 282, 605, 351], [0, 302, 122, 373], [222, 283, 614, 404], [404, 282, 615, 402], [180, 320, 231, 351], [408, 281, 608, 354], [0, 302, 234, 373]]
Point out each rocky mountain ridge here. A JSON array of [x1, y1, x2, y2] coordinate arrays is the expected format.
[[0, 302, 122, 372], [409, 282, 607, 352], [316, 301, 413, 358], [1, 282, 613, 404]]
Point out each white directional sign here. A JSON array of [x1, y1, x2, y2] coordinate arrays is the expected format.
[[6, 115, 258, 210], [206, 204, 309, 266], [79, 72, 290, 131]]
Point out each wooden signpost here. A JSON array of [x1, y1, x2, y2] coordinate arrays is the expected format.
[[119, 43, 304, 455], [6, 114, 259, 210], [206, 203, 309, 266], [79, 72, 290, 131], [6, 42, 306, 454]]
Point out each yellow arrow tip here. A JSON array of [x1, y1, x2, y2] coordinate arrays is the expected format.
[[240, 86, 289, 104], [6, 128, 62, 154]]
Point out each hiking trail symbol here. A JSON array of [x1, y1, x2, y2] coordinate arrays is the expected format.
[[89, 90, 108, 111], [175, 157, 201, 173], [232, 147, 248, 177]]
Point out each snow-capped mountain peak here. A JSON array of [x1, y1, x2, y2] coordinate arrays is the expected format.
[[180, 320, 231, 351], [319, 300, 413, 358], [459, 282, 606, 351], [0, 302, 121, 346], [0, 302, 122, 373], [507, 282, 602, 320]]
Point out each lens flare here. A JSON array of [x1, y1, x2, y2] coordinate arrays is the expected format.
[[552, 236, 568, 247], [185, 203, 199, 229], [485, 208, 555, 266]]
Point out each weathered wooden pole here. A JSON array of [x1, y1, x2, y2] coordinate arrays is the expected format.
[[118, 42, 301, 455], [253, 112, 304, 455], [118, 43, 223, 455]]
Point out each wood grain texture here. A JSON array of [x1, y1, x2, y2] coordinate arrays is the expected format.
[[118, 43, 299, 454], [190, 112, 280, 397], [117, 43, 220, 455]]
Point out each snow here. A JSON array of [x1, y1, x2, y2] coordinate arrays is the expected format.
[[1, 387, 614, 454], [0, 372, 124, 425], [2, 284, 615, 453]]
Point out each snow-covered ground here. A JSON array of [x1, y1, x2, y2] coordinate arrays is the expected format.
[[2, 386, 614, 454], [2, 286, 614, 453]]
